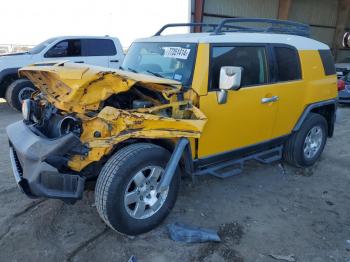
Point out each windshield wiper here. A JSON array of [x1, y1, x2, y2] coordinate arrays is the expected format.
[[128, 67, 138, 73], [119, 66, 138, 73], [146, 70, 163, 78]]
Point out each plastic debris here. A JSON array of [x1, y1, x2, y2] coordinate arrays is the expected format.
[[128, 255, 137, 262], [167, 223, 221, 243], [269, 254, 296, 262], [278, 163, 287, 175]]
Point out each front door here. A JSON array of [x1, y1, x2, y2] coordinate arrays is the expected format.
[[198, 45, 280, 159], [43, 39, 85, 64]]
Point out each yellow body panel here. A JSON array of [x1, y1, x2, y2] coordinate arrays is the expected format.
[[191, 44, 209, 96], [195, 48, 337, 158], [271, 50, 337, 138], [198, 84, 279, 158]]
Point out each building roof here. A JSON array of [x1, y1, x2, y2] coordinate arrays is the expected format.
[[135, 32, 329, 51]]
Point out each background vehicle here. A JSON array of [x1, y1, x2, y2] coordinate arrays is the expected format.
[[335, 57, 350, 78], [7, 19, 337, 235], [338, 72, 350, 103], [0, 36, 124, 111]]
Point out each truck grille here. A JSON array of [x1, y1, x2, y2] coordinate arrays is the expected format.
[[11, 147, 24, 178]]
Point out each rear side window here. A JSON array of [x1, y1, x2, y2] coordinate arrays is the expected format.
[[81, 39, 117, 56], [319, 50, 336, 75], [210, 46, 269, 89], [274, 47, 301, 81]]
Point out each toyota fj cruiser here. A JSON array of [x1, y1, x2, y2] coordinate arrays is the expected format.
[[7, 19, 337, 235], [0, 36, 124, 111]]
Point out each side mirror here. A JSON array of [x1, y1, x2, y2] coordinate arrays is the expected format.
[[219, 66, 242, 91], [217, 66, 243, 104]]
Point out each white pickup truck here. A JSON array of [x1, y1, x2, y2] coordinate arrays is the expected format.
[[0, 36, 124, 110]]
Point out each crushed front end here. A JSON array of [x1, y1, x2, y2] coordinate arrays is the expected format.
[[7, 62, 206, 201]]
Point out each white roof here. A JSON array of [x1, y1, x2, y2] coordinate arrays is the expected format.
[[48, 36, 118, 41], [135, 32, 329, 51]]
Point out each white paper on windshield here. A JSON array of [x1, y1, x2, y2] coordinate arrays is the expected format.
[[163, 47, 191, 60]]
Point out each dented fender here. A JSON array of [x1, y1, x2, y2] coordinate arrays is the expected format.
[[69, 101, 207, 171]]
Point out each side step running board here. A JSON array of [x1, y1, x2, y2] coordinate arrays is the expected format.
[[194, 146, 283, 179]]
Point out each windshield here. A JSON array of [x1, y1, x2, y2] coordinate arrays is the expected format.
[[122, 42, 197, 86], [29, 38, 58, 54]]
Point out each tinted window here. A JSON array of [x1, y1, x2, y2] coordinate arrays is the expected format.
[[274, 47, 301, 81], [210, 46, 268, 89], [319, 50, 336, 75], [45, 39, 81, 57], [82, 39, 117, 56]]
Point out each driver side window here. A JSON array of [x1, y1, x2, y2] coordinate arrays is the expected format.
[[210, 46, 269, 90], [45, 39, 81, 58]]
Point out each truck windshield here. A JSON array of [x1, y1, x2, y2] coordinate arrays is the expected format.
[[29, 38, 58, 55], [122, 42, 197, 86]]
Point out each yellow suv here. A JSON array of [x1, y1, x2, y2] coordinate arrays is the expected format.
[[7, 19, 337, 235]]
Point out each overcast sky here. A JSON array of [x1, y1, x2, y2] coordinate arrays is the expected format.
[[0, 0, 190, 48]]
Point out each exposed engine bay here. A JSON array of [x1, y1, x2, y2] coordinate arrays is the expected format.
[[24, 85, 169, 139], [19, 62, 207, 172]]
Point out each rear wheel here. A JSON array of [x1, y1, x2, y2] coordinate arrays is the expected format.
[[283, 113, 328, 167], [5, 79, 36, 111], [95, 143, 180, 235]]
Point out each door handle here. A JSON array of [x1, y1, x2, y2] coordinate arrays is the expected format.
[[261, 96, 279, 104], [74, 61, 84, 63], [110, 59, 119, 63]]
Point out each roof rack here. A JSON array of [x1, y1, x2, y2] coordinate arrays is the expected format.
[[154, 23, 218, 36], [212, 18, 310, 37]]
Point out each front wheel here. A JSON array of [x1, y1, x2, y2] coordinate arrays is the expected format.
[[5, 79, 36, 111], [95, 143, 180, 235], [283, 113, 328, 167]]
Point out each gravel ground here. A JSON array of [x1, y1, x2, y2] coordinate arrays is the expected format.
[[0, 98, 350, 262]]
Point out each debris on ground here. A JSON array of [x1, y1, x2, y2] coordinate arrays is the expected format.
[[167, 223, 221, 243], [128, 255, 137, 262], [278, 163, 287, 175], [63, 230, 75, 238], [325, 200, 334, 206], [281, 207, 288, 212], [269, 253, 296, 261]]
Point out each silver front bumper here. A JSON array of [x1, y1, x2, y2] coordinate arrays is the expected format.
[[7, 121, 85, 200]]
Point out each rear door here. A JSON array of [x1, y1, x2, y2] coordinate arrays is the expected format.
[[269, 45, 305, 138], [81, 38, 120, 68]]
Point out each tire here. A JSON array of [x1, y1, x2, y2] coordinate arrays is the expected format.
[[283, 113, 328, 167], [95, 143, 180, 235], [5, 79, 36, 111]]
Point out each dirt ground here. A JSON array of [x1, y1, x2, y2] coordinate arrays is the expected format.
[[0, 98, 350, 262]]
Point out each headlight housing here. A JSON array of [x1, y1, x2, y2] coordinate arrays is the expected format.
[[21, 99, 31, 121]]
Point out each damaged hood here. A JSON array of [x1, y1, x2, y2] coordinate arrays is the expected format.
[[19, 61, 183, 113]]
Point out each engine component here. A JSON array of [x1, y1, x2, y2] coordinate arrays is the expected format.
[[132, 100, 154, 109], [58, 116, 82, 136]]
